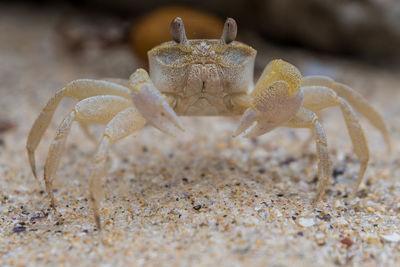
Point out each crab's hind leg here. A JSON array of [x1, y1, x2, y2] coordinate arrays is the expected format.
[[89, 107, 146, 231], [44, 95, 132, 209], [302, 76, 391, 152], [301, 85, 369, 194], [285, 108, 331, 202], [301, 112, 322, 151], [27, 80, 131, 178]]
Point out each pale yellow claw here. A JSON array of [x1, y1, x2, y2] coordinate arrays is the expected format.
[[253, 59, 302, 98], [235, 60, 304, 137]]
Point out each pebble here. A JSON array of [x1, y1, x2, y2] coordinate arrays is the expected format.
[[381, 233, 400, 243], [299, 218, 315, 227], [340, 237, 354, 247], [12, 226, 26, 233], [193, 205, 202, 211]]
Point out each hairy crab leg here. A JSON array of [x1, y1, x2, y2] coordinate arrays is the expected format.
[[285, 108, 331, 202], [27, 79, 131, 179], [44, 95, 132, 209], [301, 85, 369, 194], [302, 76, 391, 152]]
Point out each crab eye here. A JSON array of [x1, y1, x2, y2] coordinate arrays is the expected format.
[[220, 18, 237, 44], [170, 17, 188, 44]]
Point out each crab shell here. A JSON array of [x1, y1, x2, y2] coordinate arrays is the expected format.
[[148, 40, 256, 116]]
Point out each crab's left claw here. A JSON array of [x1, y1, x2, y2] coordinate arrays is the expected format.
[[130, 69, 184, 136], [233, 60, 304, 138]]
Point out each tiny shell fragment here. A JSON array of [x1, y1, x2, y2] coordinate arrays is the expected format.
[[299, 218, 315, 227], [381, 233, 400, 242]]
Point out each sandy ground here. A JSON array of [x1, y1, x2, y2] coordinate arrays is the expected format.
[[1, 4, 400, 267]]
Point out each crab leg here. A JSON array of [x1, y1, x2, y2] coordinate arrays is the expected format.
[[43, 95, 132, 209], [301, 85, 369, 194], [102, 78, 130, 88], [88, 70, 185, 230], [27, 80, 131, 178], [285, 108, 331, 202], [300, 112, 322, 150], [302, 76, 391, 152], [89, 107, 147, 230]]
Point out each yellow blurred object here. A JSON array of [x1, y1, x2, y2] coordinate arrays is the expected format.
[[131, 7, 224, 62]]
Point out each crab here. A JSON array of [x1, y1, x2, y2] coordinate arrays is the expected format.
[[27, 17, 390, 230]]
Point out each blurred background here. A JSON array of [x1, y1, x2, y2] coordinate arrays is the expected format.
[[63, 0, 400, 64], [4, 0, 400, 63], [1, 0, 400, 78], [0, 0, 399, 140]]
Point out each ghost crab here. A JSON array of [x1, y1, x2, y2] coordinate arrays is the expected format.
[[27, 17, 390, 230]]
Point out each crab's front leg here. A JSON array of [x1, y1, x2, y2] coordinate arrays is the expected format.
[[233, 59, 304, 137], [89, 69, 183, 230]]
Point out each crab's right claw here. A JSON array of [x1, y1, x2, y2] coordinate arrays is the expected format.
[[233, 108, 258, 137], [131, 83, 184, 136], [233, 60, 304, 138]]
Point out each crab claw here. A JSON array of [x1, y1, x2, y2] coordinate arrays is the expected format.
[[233, 60, 304, 138], [232, 82, 304, 138], [131, 83, 184, 136], [232, 108, 257, 137], [233, 106, 293, 138]]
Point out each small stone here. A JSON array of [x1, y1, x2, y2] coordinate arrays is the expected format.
[[279, 157, 296, 166], [340, 237, 354, 247], [299, 218, 315, 227], [319, 214, 331, 222], [297, 231, 304, 236], [12, 226, 26, 233], [381, 233, 400, 242], [332, 165, 345, 177], [193, 205, 201, 211]]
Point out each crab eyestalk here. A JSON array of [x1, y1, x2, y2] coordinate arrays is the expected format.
[[170, 17, 188, 44], [221, 18, 237, 44]]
